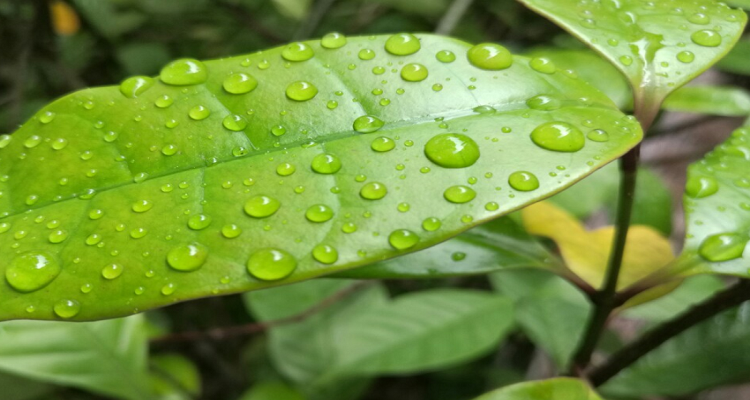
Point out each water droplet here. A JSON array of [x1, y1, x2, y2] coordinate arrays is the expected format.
[[282, 42, 314, 61], [385, 33, 421, 55], [119, 76, 154, 98], [223, 72, 258, 94], [276, 162, 296, 176], [691, 30, 722, 47], [451, 252, 467, 261], [686, 175, 718, 198], [81, 283, 92, 294], [529, 57, 556, 74], [424, 133, 480, 168], [247, 248, 297, 281], [167, 242, 209, 271], [40, 111, 56, 124], [531, 122, 585, 152], [222, 224, 242, 238], [311, 153, 342, 174], [189, 105, 211, 120], [485, 201, 499, 211], [371, 137, 395, 152], [358, 49, 376, 60], [286, 81, 318, 101], [688, 13, 710, 25], [508, 171, 539, 191], [0, 135, 11, 149], [422, 217, 442, 231], [244, 195, 281, 218], [24, 136, 42, 148], [188, 214, 212, 230], [353, 115, 384, 133], [372, 66, 386, 75], [132, 199, 153, 213], [160, 58, 208, 85], [619, 55, 633, 66], [306, 204, 334, 222], [5, 252, 61, 293], [51, 138, 68, 150], [321, 32, 347, 49], [401, 63, 428, 82], [161, 283, 176, 296], [587, 129, 610, 142], [699, 233, 747, 262], [467, 43, 512, 70], [360, 182, 387, 200], [223, 114, 247, 131], [48, 230, 68, 244], [101, 263, 124, 280], [389, 229, 419, 250], [89, 209, 104, 220], [677, 51, 695, 63], [312, 244, 338, 264], [436, 50, 456, 63], [54, 299, 80, 319], [444, 185, 476, 203], [526, 95, 562, 111]]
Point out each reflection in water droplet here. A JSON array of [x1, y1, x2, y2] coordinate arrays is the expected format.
[[699, 233, 747, 262], [360, 182, 388, 200], [385, 33, 421, 55], [120, 76, 154, 98], [321, 32, 347, 49], [529, 57, 556, 74], [168, 243, 209, 271], [306, 204, 334, 222], [313, 244, 339, 264], [508, 171, 540, 191], [223, 72, 258, 94], [247, 248, 297, 281], [223, 114, 248, 131], [389, 229, 419, 250], [5, 252, 61, 293], [401, 63, 428, 82], [54, 299, 81, 319], [691, 30, 722, 47], [531, 122, 585, 152], [189, 105, 211, 120], [282, 42, 314, 61], [311, 153, 342, 174], [286, 81, 318, 101], [353, 115, 384, 133], [371, 136, 395, 152], [101, 263, 124, 280], [587, 129, 610, 142], [467, 43, 512, 70], [424, 133, 480, 168], [685, 175, 718, 198], [160, 58, 208, 85], [444, 185, 476, 203], [245, 195, 281, 218]]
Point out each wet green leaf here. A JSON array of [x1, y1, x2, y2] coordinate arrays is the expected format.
[[676, 122, 750, 277], [335, 217, 559, 279], [473, 378, 603, 400], [0, 316, 150, 400], [663, 85, 750, 116], [0, 34, 642, 321], [518, 0, 748, 110], [717, 37, 750, 74], [603, 302, 750, 397]]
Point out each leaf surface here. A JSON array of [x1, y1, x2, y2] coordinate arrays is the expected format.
[[0, 33, 642, 321], [517, 0, 748, 109], [473, 378, 603, 400], [663, 85, 750, 116]]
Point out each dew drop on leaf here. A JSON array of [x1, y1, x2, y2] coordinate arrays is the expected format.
[[508, 171, 540, 191], [286, 81, 318, 101], [385, 33, 421, 56], [526, 95, 562, 111], [53, 299, 80, 319], [306, 204, 334, 222], [358, 49, 376, 60], [587, 129, 610, 142], [48, 230, 68, 244], [531, 121, 585, 152], [436, 50, 456, 63], [360, 182, 388, 200], [310, 153, 342, 174], [371, 137, 395, 152], [467, 43, 512, 70], [247, 248, 297, 281], [443, 185, 476, 203], [167, 243, 209, 271], [223, 72, 258, 94], [321, 32, 347, 49], [119, 76, 154, 98], [101, 263, 124, 280], [691, 30, 722, 47], [312, 244, 338, 264], [223, 114, 247, 131], [189, 105, 211, 120], [422, 217, 442, 231], [699, 233, 748, 262], [400, 63, 428, 82], [686, 175, 719, 198], [188, 214, 212, 230], [353, 115, 384, 133], [677, 51, 695, 63], [160, 58, 208, 86], [5, 252, 61, 293], [132, 199, 153, 213], [276, 162, 296, 176], [244, 195, 281, 218], [389, 229, 420, 250], [424, 133, 480, 168], [281, 42, 314, 61], [529, 57, 556, 74], [221, 224, 242, 239], [39, 111, 56, 124]]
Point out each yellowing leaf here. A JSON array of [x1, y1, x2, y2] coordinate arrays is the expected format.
[[522, 201, 673, 290], [50, 0, 80, 36]]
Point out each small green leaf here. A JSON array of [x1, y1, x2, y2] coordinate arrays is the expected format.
[[0, 316, 151, 400], [603, 302, 750, 397], [473, 378, 603, 400], [676, 123, 750, 277], [0, 34, 641, 321], [717, 37, 750, 74], [150, 354, 201, 400], [621, 275, 724, 323], [663, 85, 750, 116], [335, 217, 559, 279], [517, 0, 748, 110]]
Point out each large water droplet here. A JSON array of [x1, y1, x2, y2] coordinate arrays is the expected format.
[[531, 122, 585, 152], [422, 217, 442, 231], [223, 114, 247, 131], [286, 81, 318, 101], [160, 58, 208, 86], [101, 263, 124, 280], [424, 133, 480, 168], [245, 195, 281, 218], [321, 32, 347, 49], [508, 171, 540, 191], [677, 51, 695, 63], [691, 30, 722, 47], [282, 42, 314, 61], [401, 63, 428, 82], [132, 199, 153, 213], [467, 43, 512, 70], [389, 229, 419, 250], [436, 50, 456, 63], [371, 137, 395, 152], [699, 233, 747, 262], [223, 72, 258, 94], [5, 252, 61, 293], [276, 162, 296, 176], [306, 204, 334, 222], [167, 242, 209, 271], [385, 33, 421, 56], [189, 105, 211, 120], [311, 153, 342, 174], [54, 299, 80, 319], [685, 175, 719, 198], [247, 248, 297, 281], [188, 214, 212, 230], [120, 76, 154, 98], [312, 244, 338, 264], [360, 182, 387, 200], [353, 115, 384, 133], [444, 185, 476, 203], [358, 49, 376, 60]]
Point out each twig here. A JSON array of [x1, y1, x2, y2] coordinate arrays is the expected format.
[[151, 281, 373, 344], [435, 0, 474, 35], [294, 0, 338, 40], [589, 279, 750, 386]]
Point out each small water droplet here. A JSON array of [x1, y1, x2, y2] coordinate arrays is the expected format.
[[286, 81, 318, 101], [401, 63, 428, 82], [282, 42, 314, 61], [360, 182, 387, 200], [306, 204, 334, 222], [691, 29, 722, 47], [132, 199, 153, 213], [587, 129, 610, 142], [389, 229, 419, 250], [699, 233, 747, 262], [101, 263, 124, 280], [436, 50, 456, 63], [223, 114, 247, 131], [222, 224, 242, 238], [244, 195, 281, 218], [529, 57, 556, 74], [358, 49, 376, 60], [321, 32, 347, 49], [531, 122, 585, 152], [39, 111, 56, 124], [276, 162, 296, 176], [311, 153, 342, 174], [54, 299, 80, 319], [223, 72, 258, 94], [353, 115, 384, 133], [677, 51, 695, 63], [119, 76, 154, 98], [5, 252, 61, 293], [686, 175, 719, 198], [188, 214, 212, 230], [189, 105, 211, 120], [312, 244, 338, 264]]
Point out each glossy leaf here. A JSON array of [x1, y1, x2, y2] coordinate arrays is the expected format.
[[0, 316, 151, 400], [473, 378, 603, 400], [335, 217, 559, 279], [0, 33, 642, 321], [663, 85, 750, 116], [676, 123, 750, 277], [518, 0, 748, 110], [490, 269, 590, 370], [603, 302, 750, 397], [717, 37, 750, 75]]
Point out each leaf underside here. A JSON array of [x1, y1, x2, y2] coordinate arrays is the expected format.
[[0, 33, 641, 321]]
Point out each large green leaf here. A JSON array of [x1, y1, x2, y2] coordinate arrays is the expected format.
[[518, 0, 748, 110], [675, 123, 750, 277], [473, 378, 603, 400], [662, 85, 750, 116], [717, 37, 750, 74], [0, 33, 642, 321], [602, 302, 750, 397], [0, 316, 151, 400], [335, 216, 559, 279]]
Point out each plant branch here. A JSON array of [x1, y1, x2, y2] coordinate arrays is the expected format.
[[589, 279, 750, 386], [151, 281, 373, 344]]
